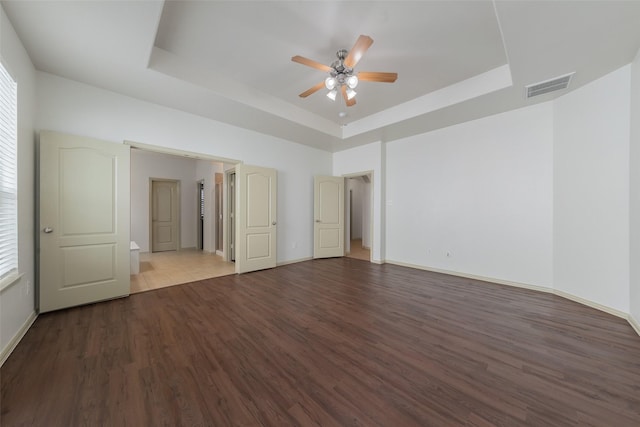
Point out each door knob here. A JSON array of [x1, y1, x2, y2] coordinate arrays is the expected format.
[[272, 221, 277, 226], [315, 220, 321, 223], [43, 227, 53, 233]]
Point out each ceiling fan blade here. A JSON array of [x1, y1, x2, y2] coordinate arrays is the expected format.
[[341, 86, 356, 107], [344, 35, 373, 68], [299, 81, 325, 98], [291, 55, 332, 72], [357, 71, 398, 83]]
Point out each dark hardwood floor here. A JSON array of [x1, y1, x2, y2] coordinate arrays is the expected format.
[[2, 258, 640, 426]]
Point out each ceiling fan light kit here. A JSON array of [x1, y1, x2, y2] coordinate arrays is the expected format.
[[292, 35, 398, 107], [325, 76, 337, 90]]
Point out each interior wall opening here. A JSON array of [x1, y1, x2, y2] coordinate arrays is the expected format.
[[127, 143, 239, 293], [345, 172, 373, 262]]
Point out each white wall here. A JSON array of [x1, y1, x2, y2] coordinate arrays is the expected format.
[[629, 51, 640, 325], [35, 72, 332, 263], [386, 102, 554, 288], [333, 142, 384, 262], [131, 149, 201, 253], [0, 4, 37, 361], [553, 66, 631, 313]]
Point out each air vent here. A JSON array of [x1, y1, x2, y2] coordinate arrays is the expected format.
[[525, 72, 574, 98]]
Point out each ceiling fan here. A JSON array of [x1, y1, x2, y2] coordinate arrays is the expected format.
[[292, 35, 398, 107]]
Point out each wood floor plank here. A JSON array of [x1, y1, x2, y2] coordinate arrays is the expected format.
[[2, 258, 640, 426]]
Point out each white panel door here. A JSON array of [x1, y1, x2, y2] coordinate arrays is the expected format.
[[314, 176, 344, 258], [236, 164, 277, 274], [151, 180, 178, 252], [39, 131, 130, 313]]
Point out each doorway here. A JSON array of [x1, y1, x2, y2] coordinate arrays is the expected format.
[[126, 143, 241, 293], [151, 179, 179, 253], [345, 173, 372, 262], [215, 173, 224, 254]]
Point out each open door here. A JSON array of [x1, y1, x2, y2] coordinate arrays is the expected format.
[[314, 175, 344, 258], [39, 131, 130, 313], [235, 164, 277, 273]]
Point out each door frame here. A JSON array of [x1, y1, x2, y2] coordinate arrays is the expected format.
[[197, 180, 204, 251], [225, 168, 235, 262], [343, 171, 374, 263], [215, 173, 224, 255], [125, 140, 240, 257], [149, 178, 181, 253]]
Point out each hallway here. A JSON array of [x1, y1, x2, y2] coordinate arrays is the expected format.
[[347, 238, 370, 261]]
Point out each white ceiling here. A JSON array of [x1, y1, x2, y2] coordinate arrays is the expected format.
[[3, 1, 640, 152]]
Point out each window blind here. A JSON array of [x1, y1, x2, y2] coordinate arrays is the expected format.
[[0, 61, 18, 280]]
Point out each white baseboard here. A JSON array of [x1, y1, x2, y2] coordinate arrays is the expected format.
[[1, 311, 37, 367], [385, 259, 639, 336], [386, 260, 552, 294], [216, 250, 224, 257], [628, 314, 640, 336], [552, 289, 628, 320]]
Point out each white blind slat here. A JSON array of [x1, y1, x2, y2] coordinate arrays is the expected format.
[[0, 61, 18, 279]]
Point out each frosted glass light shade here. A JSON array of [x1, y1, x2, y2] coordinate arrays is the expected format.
[[325, 76, 337, 90]]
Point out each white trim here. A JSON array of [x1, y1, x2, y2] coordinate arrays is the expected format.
[[126, 140, 240, 164], [627, 314, 640, 336], [385, 259, 638, 335], [0, 272, 23, 293], [277, 257, 312, 267], [386, 260, 552, 293], [553, 289, 628, 320], [0, 311, 37, 367], [342, 170, 375, 263]]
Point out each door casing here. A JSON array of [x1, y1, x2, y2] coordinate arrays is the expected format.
[[343, 171, 374, 262], [197, 180, 204, 251]]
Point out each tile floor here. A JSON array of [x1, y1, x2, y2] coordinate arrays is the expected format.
[[131, 241, 369, 294], [347, 239, 370, 261], [130, 249, 235, 294]]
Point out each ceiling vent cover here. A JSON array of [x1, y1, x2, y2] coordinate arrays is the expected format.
[[525, 72, 574, 98]]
